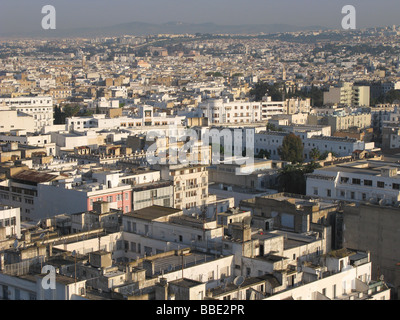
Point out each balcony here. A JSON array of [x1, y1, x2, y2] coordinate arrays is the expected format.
[[186, 184, 199, 190]]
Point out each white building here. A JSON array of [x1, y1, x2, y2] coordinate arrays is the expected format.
[[0, 109, 35, 133], [0, 205, 21, 239], [0, 132, 55, 156], [66, 106, 185, 132], [199, 98, 286, 125], [265, 249, 390, 300], [0, 272, 86, 300], [306, 160, 400, 203], [0, 96, 54, 132], [154, 164, 209, 214], [254, 130, 374, 161]]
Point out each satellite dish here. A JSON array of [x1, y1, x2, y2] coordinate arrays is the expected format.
[[39, 233, 46, 239], [234, 276, 244, 287], [72, 250, 77, 257], [379, 275, 384, 281], [167, 265, 173, 272], [13, 239, 19, 249]]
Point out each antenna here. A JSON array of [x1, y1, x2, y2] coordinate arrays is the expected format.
[[72, 250, 77, 283]]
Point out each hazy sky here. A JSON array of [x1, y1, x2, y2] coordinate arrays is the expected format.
[[0, 0, 399, 34]]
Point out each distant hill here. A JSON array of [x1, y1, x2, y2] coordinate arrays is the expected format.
[[0, 21, 327, 38]]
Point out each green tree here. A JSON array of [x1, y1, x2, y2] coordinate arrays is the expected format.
[[319, 151, 330, 160], [64, 104, 81, 118], [278, 133, 304, 163], [384, 90, 400, 104], [277, 164, 306, 194], [256, 149, 271, 159], [266, 123, 283, 132], [277, 162, 321, 195], [250, 81, 284, 101], [54, 106, 66, 124], [309, 148, 320, 161]]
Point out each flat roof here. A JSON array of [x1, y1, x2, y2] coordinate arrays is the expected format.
[[316, 162, 400, 177], [146, 251, 217, 277], [12, 170, 60, 183], [124, 205, 181, 221], [169, 278, 203, 288]]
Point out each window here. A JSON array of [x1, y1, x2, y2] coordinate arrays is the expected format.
[[393, 183, 400, 190], [352, 178, 361, 185], [377, 181, 385, 188], [327, 189, 331, 197], [341, 177, 349, 183], [364, 180, 373, 186]]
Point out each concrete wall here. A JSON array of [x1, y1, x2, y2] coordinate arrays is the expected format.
[[343, 203, 400, 296], [36, 184, 88, 219]]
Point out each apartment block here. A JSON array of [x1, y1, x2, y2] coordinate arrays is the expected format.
[[155, 164, 209, 214], [306, 160, 400, 203], [323, 83, 370, 107], [0, 96, 54, 132]]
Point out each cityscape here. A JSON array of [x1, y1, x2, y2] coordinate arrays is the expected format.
[[0, 1, 399, 306]]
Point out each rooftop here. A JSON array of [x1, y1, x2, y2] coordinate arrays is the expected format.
[[11, 170, 60, 183], [124, 205, 182, 221], [169, 278, 203, 288]]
